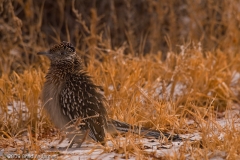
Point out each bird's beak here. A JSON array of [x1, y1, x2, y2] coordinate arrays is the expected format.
[[37, 51, 51, 56]]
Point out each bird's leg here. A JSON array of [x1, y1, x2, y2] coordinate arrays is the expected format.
[[75, 129, 89, 148], [68, 140, 74, 148], [58, 134, 66, 145]]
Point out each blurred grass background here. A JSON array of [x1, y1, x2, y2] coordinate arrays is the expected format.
[[0, 0, 240, 159], [1, 0, 240, 75]]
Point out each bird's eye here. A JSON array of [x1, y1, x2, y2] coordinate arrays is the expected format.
[[60, 52, 65, 55]]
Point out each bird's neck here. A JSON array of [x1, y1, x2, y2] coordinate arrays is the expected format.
[[46, 57, 83, 83]]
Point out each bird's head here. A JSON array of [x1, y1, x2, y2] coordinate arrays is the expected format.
[[37, 41, 76, 62]]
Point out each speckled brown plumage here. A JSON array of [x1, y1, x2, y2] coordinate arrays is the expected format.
[[38, 41, 181, 148], [38, 41, 108, 145]]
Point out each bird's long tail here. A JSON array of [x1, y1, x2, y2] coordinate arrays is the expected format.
[[108, 119, 181, 141]]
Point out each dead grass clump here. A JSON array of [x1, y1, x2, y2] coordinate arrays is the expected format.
[[1, 43, 239, 159]]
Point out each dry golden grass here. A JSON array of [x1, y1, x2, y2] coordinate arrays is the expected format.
[[1, 0, 240, 159]]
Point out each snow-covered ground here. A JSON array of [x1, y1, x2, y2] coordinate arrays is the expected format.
[[1, 108, 239, 159]]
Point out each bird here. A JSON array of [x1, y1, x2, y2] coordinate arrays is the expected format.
[[37, 41, 181, 148]]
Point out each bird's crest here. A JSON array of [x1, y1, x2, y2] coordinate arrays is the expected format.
[[49, 41, 75, 53]]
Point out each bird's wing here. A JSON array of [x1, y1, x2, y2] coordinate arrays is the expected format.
[[59, 73, 108, 143]]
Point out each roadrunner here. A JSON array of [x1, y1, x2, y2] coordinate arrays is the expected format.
[[38, 41, 181, 148]]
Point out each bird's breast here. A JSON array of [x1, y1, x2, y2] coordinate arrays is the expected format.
[[42, 80, 70, 129]]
